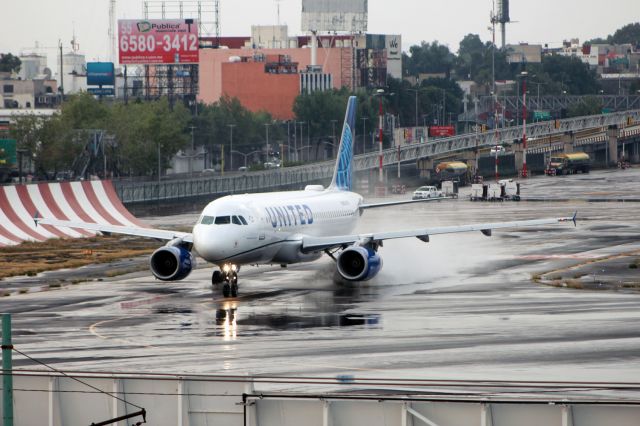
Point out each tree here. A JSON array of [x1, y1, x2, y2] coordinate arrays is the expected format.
[[108, 98, 190, 176], [609, 22, 640, 46], [541, 55, 600, 94], [0, 53, 21, 73], [455, 34, 486, 80], [567, 96, 603, 117], [403, 41, 456, 77]]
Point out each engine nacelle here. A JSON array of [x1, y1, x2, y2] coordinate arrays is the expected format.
[[336, 246, 382, 281], [149, 246, 196, 281]]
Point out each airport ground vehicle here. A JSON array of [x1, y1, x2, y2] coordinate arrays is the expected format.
[[434, 161, 469, 186], [470, 179, 520, 201], [490, 145, 506, 155], [545, 152, 590, 175], [412, 185, 443, 199]]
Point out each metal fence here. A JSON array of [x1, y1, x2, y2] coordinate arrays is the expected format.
[[114, 109, 640, 204]]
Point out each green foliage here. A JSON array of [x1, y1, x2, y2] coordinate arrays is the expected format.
[[540, 55, 600, 94], [567, 96, 604, 118], [108, 98, 190, 175], [610, 23, 640, 45], [403, 41, 456, 77], [293, 88, 378, 150], [0, 53, 21, 73]]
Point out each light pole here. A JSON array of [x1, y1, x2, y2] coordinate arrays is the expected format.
[[286, 120, 291, 163], [231, 150, 261, 168], [376, 89, 385, 183], [520, 71, 528, 178], [297, 121, 305, 162], [227, 124, 236, 172], [264, 123, 271, 163], [361, 117, 367, 154], [408, 89, 419, 127], [331, 119, 338, 158]]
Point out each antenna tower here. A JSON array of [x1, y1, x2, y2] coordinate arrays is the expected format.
[[491, 0, 510, 48], [109, 0, 117, 63]]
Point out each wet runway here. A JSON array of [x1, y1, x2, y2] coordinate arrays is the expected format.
[[2, 168, 640, 389]]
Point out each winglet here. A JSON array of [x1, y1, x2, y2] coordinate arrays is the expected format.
[[572, 211, 578, 227]]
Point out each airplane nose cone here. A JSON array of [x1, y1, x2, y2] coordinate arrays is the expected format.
[[193, 227, 218, 260]]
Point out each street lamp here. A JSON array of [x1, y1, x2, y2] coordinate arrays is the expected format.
[[330, 119, 338, 158], [519, 71, 528, 178], [375, 89, 385, 183], [408, 88, 419, 127], [227, 124, 236, 172], [360, 117, 367, 154], [297, 121, 305, 161], [231, 150, 261, 168], [264, 123, 271, 163], [372, 90, 395, 183]]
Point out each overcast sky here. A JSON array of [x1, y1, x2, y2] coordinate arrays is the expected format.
[[1, 0, 638, 66]]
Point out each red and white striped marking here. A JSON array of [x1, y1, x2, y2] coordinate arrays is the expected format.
[[0, 180, 147, 247]]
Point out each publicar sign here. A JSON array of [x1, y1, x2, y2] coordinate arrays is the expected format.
[[118, 19, 199, 65]]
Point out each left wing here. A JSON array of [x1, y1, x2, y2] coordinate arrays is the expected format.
[[34, 216, 193, 243], [302, 213, 576, 253]]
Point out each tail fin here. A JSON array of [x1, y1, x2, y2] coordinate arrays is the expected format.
[[329, 96, 357, 191]]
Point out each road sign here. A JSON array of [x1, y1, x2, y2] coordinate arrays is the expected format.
[[0, 139, 17, 167]]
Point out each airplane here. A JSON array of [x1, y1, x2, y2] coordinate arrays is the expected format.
[[36, 96, 577, 298]]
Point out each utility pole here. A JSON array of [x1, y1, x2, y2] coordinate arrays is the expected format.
[[361, 117, 367, 154], [59, 39, 64, 96], [377, 89, 385, 183], [264, 123, 271, 164], [228, 124, 236, 171], [521, 71, 528, 177], [2, 314, 13, 426]]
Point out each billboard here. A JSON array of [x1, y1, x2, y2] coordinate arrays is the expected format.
[[87, 62, 115, 86], [301, 0, 367, 32], [118, 19, 199, 65], [429, 126, 456, 137], [0, 139, 17, 167]]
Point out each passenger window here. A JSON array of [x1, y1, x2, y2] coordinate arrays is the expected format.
[[232, 216, 242, 225], [215, 216, 231, 225], [239, 216, 248, 225], [201, 216, 214, 225]]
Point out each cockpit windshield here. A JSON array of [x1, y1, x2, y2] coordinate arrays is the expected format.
[[200, 215, 249, 225], [214, 216, 231, 225]]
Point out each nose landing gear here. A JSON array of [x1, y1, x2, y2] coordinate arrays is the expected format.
[[212, 265, 239, 298]]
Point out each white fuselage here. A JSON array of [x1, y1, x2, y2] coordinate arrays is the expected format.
[[192, 187, 363, 266]]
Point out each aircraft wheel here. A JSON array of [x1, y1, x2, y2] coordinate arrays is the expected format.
[[230, 282, 238, 298], [212, 270, 223, 285], [222, 283, 231, 298]]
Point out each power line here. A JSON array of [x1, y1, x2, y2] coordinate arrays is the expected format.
[[10, 347, 145, 411]]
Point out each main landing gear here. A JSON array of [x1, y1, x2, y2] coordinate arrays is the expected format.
[[212, 264, 239, 298]]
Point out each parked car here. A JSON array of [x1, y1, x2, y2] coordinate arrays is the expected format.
[[490, 145, 506, 155], [412, 185, 443, 199]]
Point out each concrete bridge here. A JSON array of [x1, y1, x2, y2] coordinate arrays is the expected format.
[[114, 109, 640, 204]]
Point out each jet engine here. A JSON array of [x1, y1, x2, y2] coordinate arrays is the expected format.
[[149, 246, 196, 281], [336, 246, 382, 281]]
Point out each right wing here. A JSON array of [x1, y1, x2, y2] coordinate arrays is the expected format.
[[302, 213, 577, 253], [34, 216, 193, 243], [359, 197, 449, 210]]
